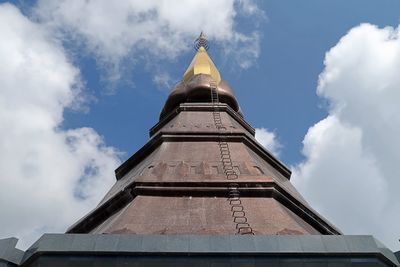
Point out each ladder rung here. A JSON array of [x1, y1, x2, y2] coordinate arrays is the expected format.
[[229, 195, 240, 200], [234, 217, 247, 223], [236, 222, 250, 229], [233, 211, 246, 217], [231, 206, 244, 212], [238, 227, 254, 235], [230, 199, 242, 205]]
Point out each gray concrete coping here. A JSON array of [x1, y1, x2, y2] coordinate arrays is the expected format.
[[0, 238, 24, 266], [16, 234, 399, 266]]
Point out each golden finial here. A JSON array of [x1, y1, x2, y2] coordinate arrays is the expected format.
[[183, 32, 221, 83]]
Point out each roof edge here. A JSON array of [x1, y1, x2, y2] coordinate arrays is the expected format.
[[21, 234, 399, 267]]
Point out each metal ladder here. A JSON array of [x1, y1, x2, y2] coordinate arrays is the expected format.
[[210, 81, 254, 235]]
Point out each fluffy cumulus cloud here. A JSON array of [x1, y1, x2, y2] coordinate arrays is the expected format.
[[292, 24, 400, 250], [255, 128, 281, 156], [0, 3, 120, 248], [33, 0, 265, 84]]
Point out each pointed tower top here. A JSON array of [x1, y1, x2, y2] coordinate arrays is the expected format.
[[159, 32, 241, 119], [195, 31, 209, 51], [183, 32, 221, 84]]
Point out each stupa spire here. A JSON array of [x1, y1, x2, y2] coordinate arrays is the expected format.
[[183, 32, 221, 84], [159, 32, 241, 119]]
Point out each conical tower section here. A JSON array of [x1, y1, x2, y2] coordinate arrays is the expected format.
[[67, 34, 340, 235]]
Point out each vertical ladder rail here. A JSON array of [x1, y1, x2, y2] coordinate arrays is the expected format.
[[210, 81, 254, 235]]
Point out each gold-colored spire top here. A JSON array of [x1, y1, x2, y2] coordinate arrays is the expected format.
[[183, 32, 221, 84]]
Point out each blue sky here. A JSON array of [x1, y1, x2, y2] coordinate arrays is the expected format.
[[1, 0, 400, 251], [58, 0, 400, 165]]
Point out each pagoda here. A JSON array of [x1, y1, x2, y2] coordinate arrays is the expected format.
[[1, 33, 398, 267], [66, 33, 339, 236]]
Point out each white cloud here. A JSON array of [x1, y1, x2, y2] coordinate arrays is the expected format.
[[0, 3, 120, 249], [292, 23, 400, 251], [33, 0, 264, 84], [237, 0, 265, 17], [153, 71, 173, 91], [255, 127, 281, 156]]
